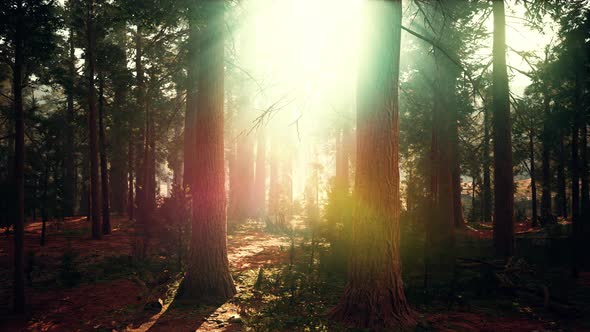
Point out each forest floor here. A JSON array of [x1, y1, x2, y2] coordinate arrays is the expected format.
[[0, 216, 589, 331]]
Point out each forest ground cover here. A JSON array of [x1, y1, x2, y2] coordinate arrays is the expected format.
[[1, 216, 589, 331]]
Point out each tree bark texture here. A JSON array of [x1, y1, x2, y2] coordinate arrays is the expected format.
[[182, 0, 236, 301], [330, 1, 415, 329]]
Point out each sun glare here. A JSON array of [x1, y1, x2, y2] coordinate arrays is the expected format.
[[233, 0, 363, 199]]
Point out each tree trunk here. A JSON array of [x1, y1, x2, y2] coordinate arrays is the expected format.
[[231, 134, 255, 219], [133, 25, 150, 260], [181, 0, 236, 301], [146, 98, 156, 216], [282, 146, 293, 216], [330, 1, 415, 329], [79, 157, 89, 216], [41, 163, 49, 246], [127, 139, 134, 220], [134, 26, 145, 227], [87, 0, 101, 240], [13, 0, 26, 312], [492, 0, 514, 259], [541, 86, 552, 225], [571, 72, 581, 278], [572, 122, 580, 277], [530, 128, 538, 227], [430, 51, 456, 279], [227, 139, 238, 218], [580, 122, 588, 223], [556, 125, 567, 218], [98, 72, 111, 234], [482, 106, 492, 223], [253, 130, 266, 216], [268, 136, 280, 216], [451, 118, 464, 228], [109, 85, 128, 215], [63, 27, 77, 217]]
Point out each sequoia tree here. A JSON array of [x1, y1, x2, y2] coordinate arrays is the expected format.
[[330, 0, 415, 328], [181, 0, 236, 300]]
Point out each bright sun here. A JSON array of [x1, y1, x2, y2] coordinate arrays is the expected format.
[[232, 0, 363, 198]]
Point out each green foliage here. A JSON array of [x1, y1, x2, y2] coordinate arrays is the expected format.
[[0, 0, 61, 72], [233, 238, 348, 332]]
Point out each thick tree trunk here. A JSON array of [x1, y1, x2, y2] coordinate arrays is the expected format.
[[492, 0, 514, 259], [330, 1, 415, 329], [530, 129, 538, 227], [541, 88, 552, 225], [98, 73, 111, 234], [13, 0, 26, 312], [64, 27, 77, 217], [181, 0, 236, 301], [253, 130, 266, 216], [87, 0, 102, 240]]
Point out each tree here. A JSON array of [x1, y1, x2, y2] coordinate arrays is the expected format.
[[180, 0, 236, 301], [482, 104, 493, 223], [330, 0, 415, 328], [491, 0, 514, 258], [253, 129, 266, 216], [540, 60, 553, 225], [0, 0, 58, 313], [98, 72, 110, 234], [86, 0, 102, 239], [268, 134, 280, 216], [10, 0, 27, 313], [513, 97, 541, 226], [63, 24, 77, 217]]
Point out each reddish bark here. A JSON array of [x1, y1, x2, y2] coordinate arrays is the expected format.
[[181, 0, 236, 301], [330, 1, 415, 329]]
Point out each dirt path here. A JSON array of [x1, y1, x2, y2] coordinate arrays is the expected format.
[[0, 218, 290, 332], [129, 221, 291, 332]]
